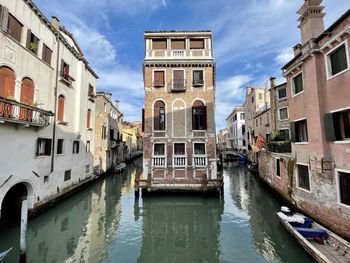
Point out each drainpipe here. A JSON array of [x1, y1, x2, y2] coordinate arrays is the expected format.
[[51, 23, 60, 173]]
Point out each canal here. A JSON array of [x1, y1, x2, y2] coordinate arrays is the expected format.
[[0, 158, 315, 263]]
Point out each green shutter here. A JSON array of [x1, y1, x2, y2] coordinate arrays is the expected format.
[[290, 122, 296, 142], [324, 113, 336, 141]]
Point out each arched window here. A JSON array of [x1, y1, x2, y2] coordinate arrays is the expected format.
[[57, 95, 65, 121], [154, 101, 165, 130], [0, 66, 16, 98], [20, 78, 34, 104], [192, 100, 207, 130], [87, 109, 91, 128]]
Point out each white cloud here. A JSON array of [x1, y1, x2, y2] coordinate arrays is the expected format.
[[275, 48, 294, 65]]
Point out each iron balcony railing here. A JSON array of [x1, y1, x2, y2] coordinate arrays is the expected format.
[[0, 97, 54, 127]]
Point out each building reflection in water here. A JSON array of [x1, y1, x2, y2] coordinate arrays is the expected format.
[[135, 194, 224, 263], [225, 164, 313, 263]]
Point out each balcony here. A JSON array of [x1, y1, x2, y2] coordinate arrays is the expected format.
[[170, 79, 186, 92], [60, 73, 75, 87], [173, 155, 187, 167], [145, 49, 212, 60], [153, 156, 166, 168], [0, 97, 54, 127], [193, 155, 207, 167]]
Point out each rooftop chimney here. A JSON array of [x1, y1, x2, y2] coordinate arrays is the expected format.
[[115, 99, 119, 110], [293, 44, 302, 56], [270, 77, 276, 88], [51, 16, 60, 31], [297, 0, 325, 45]]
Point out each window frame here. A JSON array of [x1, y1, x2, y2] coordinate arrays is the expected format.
[[153, 142, 166, 156], [296, 163, 311, 193], [277, 88, 287, 100], [152, 69, 166, 87], [325, 40, 350, 80], [73, 140, 80, 154], [192, 101, 207, 131], [294, 118, 308, 143], [276, 157, 281, 178], [153, 100, 166, 131], [291, 72, 304, 97], [278, 107, 289, 121], [57, 138, 64, 155], [193, 142, 206, 155], [7, 13, 23, 43], [173, 142, 186, 156], [152, 39, 167, 50], [36, 138, 52, 157], [189, 38, 205, 50], [64, 170, 71, 181], [192, 69, 204, 86], [335, 168, 350, 208], [172, 69, 185, 91]]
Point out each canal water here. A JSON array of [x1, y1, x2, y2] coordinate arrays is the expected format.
[[0, 159, 315, 263]]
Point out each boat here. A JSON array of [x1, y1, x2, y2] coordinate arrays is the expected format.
[[277, 209, 350, 263], [0, 248, 12, 261], [238, 155, 247, 164], [114, 162, 126, 173], [247, 162, 259, 173]]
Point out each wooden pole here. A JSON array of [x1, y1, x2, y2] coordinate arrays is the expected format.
[[19, 200, 27, 263]]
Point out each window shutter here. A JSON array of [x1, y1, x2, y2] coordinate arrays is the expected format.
[[190, 39, 204, 49], [0, 6, 9, 32], [60, 59, 64, 76], [26, 29, 31, 49], [171, 39, 185, 49], [142, 108, 145, 132], [290, 122, 296, 142], [203, 106, 207, 130], [36, 139, 40, 155], [42, 44, 46, 61], [20, 78, 34, 104], [324, 113, 336, 141], [154, 71, 164, 85]]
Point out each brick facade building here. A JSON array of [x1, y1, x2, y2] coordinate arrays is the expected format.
[[139, 30, 222, 193]]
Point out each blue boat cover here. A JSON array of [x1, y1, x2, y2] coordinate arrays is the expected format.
[[295, 227, 328, 239], [290, 217, 313, 228]]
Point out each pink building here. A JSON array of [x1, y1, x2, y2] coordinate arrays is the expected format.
[[282, 0, 350, 239]]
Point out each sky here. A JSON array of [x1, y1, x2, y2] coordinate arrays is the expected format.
[[33, 0, 349, 130]]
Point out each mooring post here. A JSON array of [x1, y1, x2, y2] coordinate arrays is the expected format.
[[19, 199, 28, 263]]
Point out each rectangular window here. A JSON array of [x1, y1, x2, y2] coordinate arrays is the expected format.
[[240, 113, 245, 120], [293, 119, 308, 142], [193, 70, 204, 86], [297, 164, 310, 191], [154, 143, 165, 155], [26, 30, 39, 55], [174, 143, 185, 155], [279, 108, 289, 120], [333, 110, 350, 140], [192, 106, 207, 130], [42, 44, 52, 65], [339, 171, 350, 206], [328, 44, 348, 77], [173, 70, 185, 90], [86, 141, 90, 153], [154, 71, 165, 86], [171, 39, 185, 49], [190, 39, 204, 49], [86, 164, 90, 174], [7, 13, 22, 43], [292, 73, 303, 95], [102, 126, 107, 139], [57, 139, 64, 154], [252, 96, 254, 103], [278, 88, 287, 99], [152, 39, 167, 49], [276, 158, 281, 177], [110, 129, 114, 140], [64, 170, 71, 181], [194, 143, 206, 155], [36, 138, 52, 156], [73, 141, 79, 154]]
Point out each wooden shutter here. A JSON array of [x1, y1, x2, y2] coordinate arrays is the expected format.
[[290, 122, 296, 142], [173, 70, 184, 89], [87, 110, 91, 128], [0, 6, 9, 32], [20, 78, 34, 104], [171, 39, 185, 49], [0, 67, 15, 98], [60, 59, 64, 76], [190, 39, 204, 49], [57, 95, 64, 121], [339, 172, 350, 205], [154, 71, 164, 85], [154, 101, 164, 130], [152, 39, 167, 49], [26, 29, 31, 49], [324, 113, 336, 141]]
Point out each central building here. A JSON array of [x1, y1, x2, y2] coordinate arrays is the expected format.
[[140, 30, 221, 193]]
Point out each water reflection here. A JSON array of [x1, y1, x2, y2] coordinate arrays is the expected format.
[[136, 196, 224, 263]]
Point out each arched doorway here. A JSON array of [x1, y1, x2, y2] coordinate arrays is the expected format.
[[0, 183, 33, 225]]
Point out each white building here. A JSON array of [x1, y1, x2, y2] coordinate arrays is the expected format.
[[226, 106, 246, 151], [0, 0, 98, 221]]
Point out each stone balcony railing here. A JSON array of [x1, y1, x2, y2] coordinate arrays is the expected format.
[[173, 155, 187, 167], [0, 97, 54, 127], [145, 49, 212, 60], [193, 155, 207, 167], [152, 156, 166, 168]]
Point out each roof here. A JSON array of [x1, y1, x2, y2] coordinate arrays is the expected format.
[[282, 8, 350, 71], [315, 8, 350, 42]]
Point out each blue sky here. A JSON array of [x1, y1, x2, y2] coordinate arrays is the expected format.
[[34, 0, 349, 130]]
